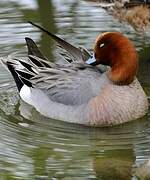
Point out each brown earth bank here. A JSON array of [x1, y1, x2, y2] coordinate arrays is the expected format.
[[85, 0, 150, 32]]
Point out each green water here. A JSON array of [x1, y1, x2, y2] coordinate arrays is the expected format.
[[0, 0, 150, 179]]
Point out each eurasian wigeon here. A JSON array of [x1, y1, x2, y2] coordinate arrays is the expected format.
[[1, 22, 148, 126]]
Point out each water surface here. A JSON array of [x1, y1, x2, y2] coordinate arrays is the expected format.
[[0, 0, 150, 179]]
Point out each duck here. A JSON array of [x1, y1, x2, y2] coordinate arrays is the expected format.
[[1, 22, 148, 127]]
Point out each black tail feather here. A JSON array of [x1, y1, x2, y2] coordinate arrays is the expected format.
[[19, 76, 32, 87], [6, 63, 24, 91], [15, 69, 34, 80], [29, 56, 44, 67], [17, 59, 35, 73], [28, 55, 52, 68]]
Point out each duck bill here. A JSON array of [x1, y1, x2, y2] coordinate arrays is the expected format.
[[85, 54, 97, 66]]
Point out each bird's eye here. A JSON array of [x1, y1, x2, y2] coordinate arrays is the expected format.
[[99, 43, 105, 48]]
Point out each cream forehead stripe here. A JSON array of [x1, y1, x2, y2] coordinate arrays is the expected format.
[[95, 32, 111, 43]]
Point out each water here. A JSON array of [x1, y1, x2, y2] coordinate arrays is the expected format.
[[0, 0, 150, 179]]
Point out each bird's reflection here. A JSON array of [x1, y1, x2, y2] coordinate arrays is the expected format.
[[93, 149, 135, 180]]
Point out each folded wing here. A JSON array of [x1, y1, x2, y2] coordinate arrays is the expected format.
[[28, 21, 92, 62]]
